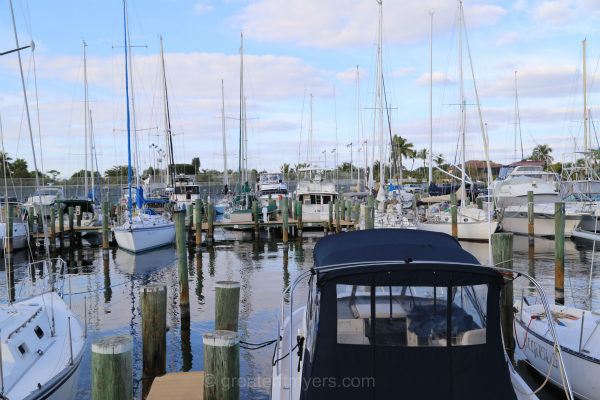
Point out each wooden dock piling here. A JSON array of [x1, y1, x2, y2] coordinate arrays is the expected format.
[[328, 202, 333, 233], [476, 197, 483, 210], [215, 281, 240, 331], [195, 201, 203, 250], [174, 211, 190, 308], [50, 205, 56, 250], [203, 331, 239, 400], [27, 206, 34, 234], [354, 201, 360, 230], [207, 203, 215, 243], [68, 206, 74, 243], [92, 335, 133, 400], [450, 193, 458, 238], [102, 201, 109, 250], [297, 202, 303, 234], [555, 202, 565, 305], [491, 232, 515, 364], [59, 204, 64, 247], [141, 284, 167, 377], [186, 206, 193, 244], [365, 205, 373, 230], [335, 200, 341, 233], [252, 201, 259, 234], [76, 206, 82, 245], [527, 190, 534, 245], [5, 203, 13, 254], [282, 198, 289, 245]]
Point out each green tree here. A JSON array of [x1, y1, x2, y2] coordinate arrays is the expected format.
[[12, 158, 29, 178], [416, 149, 427, 178], [105, 165, 132, 178], [47, 169, 60, 181], [530, 144, 553, 169], [391, 135, 414, 185]]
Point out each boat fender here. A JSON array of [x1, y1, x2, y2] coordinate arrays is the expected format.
[[296, 330, 305, 372]]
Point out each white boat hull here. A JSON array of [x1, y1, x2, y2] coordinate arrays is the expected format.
[[417, 220, 498, 241], [0, 222, 28, 250], [515, 304, 600, 400], [501, 211, 582, 237], [114, 223, 175, 253]]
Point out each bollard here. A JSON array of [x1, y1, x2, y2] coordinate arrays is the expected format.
[[92, 335, 133, 400], [141, 284, 167, 377], [527, 190, 534, 245], [476, 196, 483, 210], [68, 206, 74, 243], [59, 204, 65, 247], [450, 193, 458, 238], [215, 281, 240, 331], [282, 198, 289, 245], [555, 202, 565, 305], [102, 202, 109, 250], [174, 211, 189, 307], [50, 205, 56, 250], [492, 232, 515, 365], [203, 331, 240, 400], [195, 201, 203, 250], [252, 201, 259, 234], [207, 203, 215, 243]]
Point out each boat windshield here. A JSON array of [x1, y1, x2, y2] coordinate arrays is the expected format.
[[496, 166, 513, 180], [174, 185, 200, 194], [336, 283, 487, 347], [260, 174, 283, 183], [34, 188, 61, 196]]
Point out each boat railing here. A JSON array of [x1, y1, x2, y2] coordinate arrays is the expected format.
[[276, 261, 574, 400], [1, 258, 68, 303]]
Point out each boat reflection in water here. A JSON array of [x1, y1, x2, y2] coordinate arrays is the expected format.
[[114, 245, 176, 275]]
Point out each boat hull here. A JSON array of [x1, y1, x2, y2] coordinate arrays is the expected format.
[[501, 211, 581, 237], [114, 223, 175, 253], [416, 220, 498, 241]]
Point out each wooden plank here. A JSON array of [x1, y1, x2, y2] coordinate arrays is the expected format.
[[147, 371, 204, 400]]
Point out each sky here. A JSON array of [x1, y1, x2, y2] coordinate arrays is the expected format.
[[1, 0, 600, 179]]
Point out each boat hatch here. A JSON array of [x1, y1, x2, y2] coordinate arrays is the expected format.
[[301, 229, 516, 400]]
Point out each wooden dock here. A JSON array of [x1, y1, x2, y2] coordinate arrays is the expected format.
[[147, 371, 204, 400]]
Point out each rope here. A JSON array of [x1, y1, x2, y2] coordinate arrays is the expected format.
[[512, 342, 558, 396], [513, 315, 535, 350], [239, 339, 277, 350], [59, 256, 178, 297], [272, 343, 298, 366]]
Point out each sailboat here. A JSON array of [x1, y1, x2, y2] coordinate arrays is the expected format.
[[1, 2, 85, 398], [417, 0, 498, 241], [113, 1, 175, 253]]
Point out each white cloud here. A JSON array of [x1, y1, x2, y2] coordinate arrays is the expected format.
[[534, 0, 576, 23], [194, 3, 214, 15], [482, 65, 579, 98], [336, 66, 368, 85], [416, 71, 454, 86], [390, 68, 415, 78], [234, 0, 506, 48], [496, 31, 520, 46]]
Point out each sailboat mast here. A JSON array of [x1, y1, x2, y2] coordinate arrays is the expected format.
[[221, 79, 228, 187], [377, 0, 384, 185], [584, 38, 588, 170], [428, 11, 434, 186], [124, 1, 140, 188], [355, 66, 362, 186], [238, 33, 243, 194], [89, 109, 95, 202], [160, 36, 173, 187], [514, 71, 518, 162], [459, 0, 466, 205], [83, 41, 89, 197], [123, 0, 133, 220], [309, 94, 313, 165]]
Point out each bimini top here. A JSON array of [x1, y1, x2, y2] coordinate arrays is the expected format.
[[314, 229, 478, 267]]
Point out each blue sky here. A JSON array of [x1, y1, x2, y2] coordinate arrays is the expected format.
[[1, 0, 600, 178]]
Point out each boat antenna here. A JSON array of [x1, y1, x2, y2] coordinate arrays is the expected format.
[[238, 32, 243, 195], [428, 10, 434, 186], [221, 79, 228, 187], [9, 0, 50, 257]]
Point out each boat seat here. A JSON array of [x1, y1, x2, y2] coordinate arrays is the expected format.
[[460, 328, 486, 345], [337, 318, 369, 345]]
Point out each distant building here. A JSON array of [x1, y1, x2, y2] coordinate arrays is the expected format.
[[449, 160, 502, 180]]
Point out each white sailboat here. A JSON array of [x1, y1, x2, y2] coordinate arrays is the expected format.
[[2, 3, 85, 398], [113, 2, 175, 253], [417, 0, 497, 241]]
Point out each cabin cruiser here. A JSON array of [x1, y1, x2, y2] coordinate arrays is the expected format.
[[560, 166, 600, 199], [295, 168, 338, 222], [0, 200, 28, 251], [169, 174, 201, 209], [0, 258, 85, 399], [500, 203, 586, 237], [493, 161, 560, 208], [24, 186, 64, 219], [271, 229, 566, 399], [257, 172, 288, 206]]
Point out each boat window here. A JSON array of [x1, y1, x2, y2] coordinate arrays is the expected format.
[[310, 195, 319, 204], [303, 195, 311, 205], [336, 284, 487, 347], [34, 326, 44, 339], [18, 343, 28, 357], [322, 196, 331, 204], [337, 284, 371, 345]]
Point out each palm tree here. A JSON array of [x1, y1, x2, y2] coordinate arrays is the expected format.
[[434, 154, 444, 167], [530, 144, 553, 169], [391, 134, 415, 185]]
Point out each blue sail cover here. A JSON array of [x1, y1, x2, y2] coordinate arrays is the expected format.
[[136, 187, 144, 209]]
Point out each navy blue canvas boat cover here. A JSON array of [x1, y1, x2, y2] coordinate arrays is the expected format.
[[300, 229, 516, 400]]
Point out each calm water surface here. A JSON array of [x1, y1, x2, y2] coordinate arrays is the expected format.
[[7, 231, 600, 399]]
